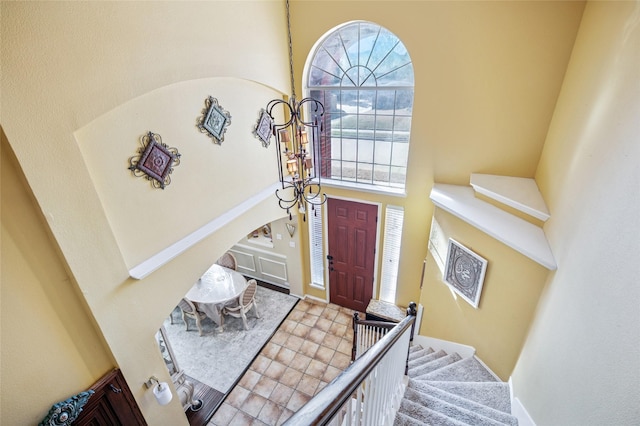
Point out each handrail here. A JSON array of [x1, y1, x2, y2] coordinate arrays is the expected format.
[[352, 313, 397, 361], [284, 306, 416, 425]]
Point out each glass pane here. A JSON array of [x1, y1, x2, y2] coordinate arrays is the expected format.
[[358, 90, 375, 113], [373, 164, 391, 185], [377, 62, 414, 86], [374, 141, 392, 164], [342, 137, 357, 162], [337, 25, 360, 68], [395, 90, 414, 114], [310, 66, 341, 87], [374, 91, 396, 112], [321, 33, 351, 72], [357, 162, 373, 183], [394, 116, 412, 140], [390, 166, 407, 185], [368, 27, 399, 72], [375, 115, 394, 132], [391, 143, 409, 167], [358, 139, 374, 163], [342, 161, 357, 181]]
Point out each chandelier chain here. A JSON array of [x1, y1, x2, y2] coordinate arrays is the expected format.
[[285, 0, 296, 99]]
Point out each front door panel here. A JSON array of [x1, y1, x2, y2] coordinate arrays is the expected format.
[[328, 198, 377, 312]]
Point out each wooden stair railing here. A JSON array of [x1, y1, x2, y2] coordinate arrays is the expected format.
[[284, 302, 417, 426]]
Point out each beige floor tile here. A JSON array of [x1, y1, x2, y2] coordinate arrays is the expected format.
[[276, 408, 294, 426], [238, 369, 262, 391], [294, 300, 312, 312], [289, 352, 312, 372], [336, 338, 352, 356], [283, 334, 304, 352], [322, 365, 342, 383], [334, 311, 352, 325], [226, 386, 250, 409], [298, 340, 319, 358], [296, 373, 320, 397], [286, 390, 311, 412], [264, 360, 287, 381], [315, 318, 333, 332], [253, 375, 278, 399], [328, 322, 347, 337], [250, 419, 268, 426], [322, 333, 341, 349], [250, 354, 272, 375], [307, 328, 327, 345], [209, 403, 238, 425], [280, 319, 298, 333], [314, 345, 335, 364], [279, 367, 303, 388], [261, 342, 282, 359], [292, 323, 311, 338], [269, 382, 295, 406], [305, 359, 327, 379], [320, 308, 339, 321], [307, 304, 325, 316], [287, 309, 305, 321], [300, 313, 319, 327], [228, 411, 255, 426], [241, 392, 268, 418], [257, 400, 284, 425], [330, 352, 351, 370], [274, 346, 296, 366], [270, 330, 290, 346]]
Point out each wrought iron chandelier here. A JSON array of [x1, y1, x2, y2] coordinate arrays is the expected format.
[[262, 0, 327, 221]]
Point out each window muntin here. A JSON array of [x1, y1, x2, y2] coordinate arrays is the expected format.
[[307, 22, 414, 190]]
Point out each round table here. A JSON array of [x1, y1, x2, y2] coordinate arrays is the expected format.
[[185, 264, 248, 330]]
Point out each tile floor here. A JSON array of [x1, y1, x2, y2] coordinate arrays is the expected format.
[[208, 298, 357, 426]]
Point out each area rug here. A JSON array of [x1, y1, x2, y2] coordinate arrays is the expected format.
[[162, 285, 298, 394]]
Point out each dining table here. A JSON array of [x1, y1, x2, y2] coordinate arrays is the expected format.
[[185, 263, 248, 331]]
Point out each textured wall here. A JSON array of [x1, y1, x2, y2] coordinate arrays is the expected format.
[[513, 1, 640, 424]]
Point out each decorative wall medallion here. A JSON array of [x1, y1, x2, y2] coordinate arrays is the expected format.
[[128, 131, 181, 189], [443, 239, 488, 309], [39, 391, 94, 426], [253, 108, 273, 147], [197, 96, 231, 144]]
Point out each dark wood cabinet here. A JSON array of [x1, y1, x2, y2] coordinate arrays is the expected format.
[[74, 369, 146, 426]]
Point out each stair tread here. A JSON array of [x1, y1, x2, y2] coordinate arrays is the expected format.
[[403, 387, 514, 426], [417, 356, 498, 382], [425, 381, 512, 413], [408, 349, 446, 370], [398, 399, 469, 426], [408, 346, 435, 361], [411, 352, 462, 379], [408, 380, 517, 424]]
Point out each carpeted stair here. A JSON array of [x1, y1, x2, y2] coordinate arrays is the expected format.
[[394, 345, 518, 426]]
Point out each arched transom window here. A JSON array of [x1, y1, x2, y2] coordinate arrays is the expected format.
[[306, 21, 414, 191]]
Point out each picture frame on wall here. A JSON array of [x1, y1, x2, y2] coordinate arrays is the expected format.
[[197, 96, 231, 144], [253, 108, 273, 148], [443, 239, 488, 308]]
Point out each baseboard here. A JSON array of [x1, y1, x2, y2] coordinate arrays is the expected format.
[[304, 294, 329, 304], [412, 335, 476, 359], [509, 377, 537, 426]]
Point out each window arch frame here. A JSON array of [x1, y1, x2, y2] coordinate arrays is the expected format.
[[303, 20, 415, 194]]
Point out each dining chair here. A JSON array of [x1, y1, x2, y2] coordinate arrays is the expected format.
[[178, 298, 207, 336], [215, 251, 237, 271], [222, 279, 260, 330]]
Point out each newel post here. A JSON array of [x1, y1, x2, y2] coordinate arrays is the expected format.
[[351, 312, 360, 362], [405, 301, 417, 375]]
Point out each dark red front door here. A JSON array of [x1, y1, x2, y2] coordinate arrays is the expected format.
[[327, 198, 377, 312]]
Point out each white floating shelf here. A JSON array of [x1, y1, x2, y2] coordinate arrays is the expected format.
[[129, 182, 280, 280], [430, 183, 556, 270], [470, 173, 550, 221]]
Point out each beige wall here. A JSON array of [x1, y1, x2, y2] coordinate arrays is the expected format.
[[1, 136, 115, 425], [292, 0, 584, 377], [1, 2, 291, 424], [1, 0, 607, 423], [512, 1, 640, 424], [421, 209, 549, 380]]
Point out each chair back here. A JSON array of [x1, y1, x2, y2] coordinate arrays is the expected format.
[[179, 298, 197, 314], [242, 280, 258, 306], [216, 252, 237, 270]]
